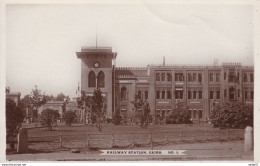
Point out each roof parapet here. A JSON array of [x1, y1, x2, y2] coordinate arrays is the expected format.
[[81, 46, 112, 53], [117, 75, 150, 78], [222, 62, 241, 66], [116, 67, 148, 70], [149, 64, 222, 69]]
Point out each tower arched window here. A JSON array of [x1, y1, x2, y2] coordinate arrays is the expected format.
[[88, 71, 96, 87], [97, 71, 105, 88], [121, 87, 127, 100]]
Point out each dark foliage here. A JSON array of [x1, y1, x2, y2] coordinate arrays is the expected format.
[[130, 94, 150, 128], [210, 102, 253, 128], [6, 99, 25, 139], [113, 109, 122, 125], [166, 107, 192, 124], [76, 88, 106, 131], [62, 111, 77, 126], [40, 109, 60, 130]]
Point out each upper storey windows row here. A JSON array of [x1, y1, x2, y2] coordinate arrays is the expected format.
[[243, 73, 254, 83], [209, 73, 220, 82], [156, 73, 172, 82], [154, 69, 254, 83], [223, 70, 254, 83], [187, 73, 202, 83]]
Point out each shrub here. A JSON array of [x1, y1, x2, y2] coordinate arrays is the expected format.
[[113, 111, 122, 125], [40, 109, 60, 130], [210, 102, 253, 129], [62, 111, 77, 126], [166, 108, 192, 124]]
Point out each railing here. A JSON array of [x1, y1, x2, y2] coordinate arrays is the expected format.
[[28, 129, 244, 150]]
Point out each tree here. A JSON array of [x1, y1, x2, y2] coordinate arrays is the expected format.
[[62, 111, 77, 126], [130, 94, 150, 128], [166, 105, 192, 124], [76, 91, 92, 124], [210, 102, 253, 129], [113, 109, 122, 125], [29, 85, 48, 122], [91, 89, 106, 131], [39, 109, 60, 130], [6, 99, 25, 148], [55, 93, 70, 101], [76, 89, 106, 131]]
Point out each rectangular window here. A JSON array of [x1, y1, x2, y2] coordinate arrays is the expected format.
[[245, 91, 248, 99], [216, 73, 220, 82], [199, 110, 202, 118], [198, 73, 202, 83], [145, 91, 148, 99], [175, 73, 183, 81], [224, 72, 226, 80], [229, 69, 235, 82], [138, 91, 142, 99], [193, 110, 197, 118], [188, 110, 192, 117], [224, 89, 227, 97], [162, 91, 165, 99], [156, 91, 160, 99], [250, 73, 254, 82], [193, 73, 196, 82], [176, 90, 183, 99], [161, 73, 165, 81], [216, 91, 220, 99], [188, 73, 192, 82], [229, 88, 235, 100], [167, 91, 171, 99], [180, 90, 183, 99], [188, 91, 192, 99], [175, 90, 179, 99], [250, 91, 254, 99], [244, 74, 247, 82], [156, 73, 160, 81], [210, 91, 214, 99], [167, 73, 171, 81], [210, 73, 214, 82], [199, 91, 202, 99], [179, 73, 183, 81], [238, 89, 240, 97], [237, 73, 240, 81], [193, 91, 197, 99]]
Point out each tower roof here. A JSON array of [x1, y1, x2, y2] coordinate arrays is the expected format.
[[76, 46, 117, 59]]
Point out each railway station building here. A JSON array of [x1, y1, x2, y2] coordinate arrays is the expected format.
[[76, 46, 254, 123]]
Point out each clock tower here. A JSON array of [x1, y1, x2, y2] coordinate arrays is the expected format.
[[76, 46, 117, 118]]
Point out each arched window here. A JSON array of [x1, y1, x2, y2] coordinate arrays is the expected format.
[[97, 71, 105, 88], [88, 71, 96, 87], [229, 87, 235, 100], [121, 87, 127, 100]]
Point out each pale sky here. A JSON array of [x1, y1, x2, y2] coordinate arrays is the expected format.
[[6, 3, 254, 98]]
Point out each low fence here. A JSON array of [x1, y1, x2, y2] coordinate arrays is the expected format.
[[28, 129, 244, 150]]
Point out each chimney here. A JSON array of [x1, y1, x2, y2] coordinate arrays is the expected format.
[[163, 56, 165, 66]]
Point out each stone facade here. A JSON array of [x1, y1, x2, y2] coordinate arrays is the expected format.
[[76, 46, 254, 122]]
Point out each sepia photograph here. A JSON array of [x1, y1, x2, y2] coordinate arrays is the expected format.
[[1, 0, 259, 163]]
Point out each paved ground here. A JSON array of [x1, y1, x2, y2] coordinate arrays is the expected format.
[[5, 140, 253, 161]]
